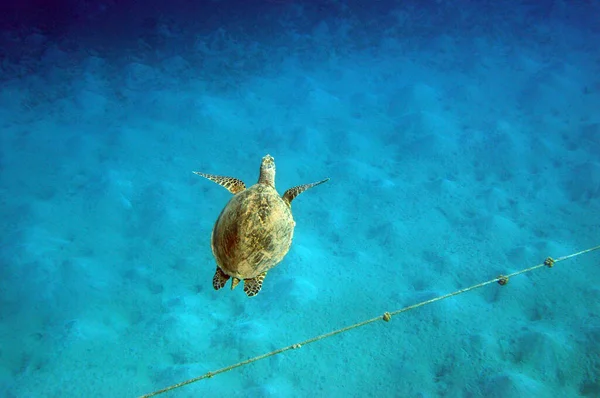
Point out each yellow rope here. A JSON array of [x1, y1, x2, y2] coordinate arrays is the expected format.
[[139, 244, 600, 398]]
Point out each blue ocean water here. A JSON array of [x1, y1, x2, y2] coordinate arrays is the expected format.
[[1, 0, 599, 396]]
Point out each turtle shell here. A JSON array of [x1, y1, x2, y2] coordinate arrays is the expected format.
[[211, 183, 295, 280]]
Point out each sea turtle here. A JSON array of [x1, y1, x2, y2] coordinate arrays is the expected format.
[[194, 154, 328, 297]]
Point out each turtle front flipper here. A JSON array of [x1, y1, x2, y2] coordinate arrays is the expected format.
[[243, 272, 267, 297], [213, 267, 230, 290], [283, 178, 330, 207], [193, 172, 246, 194]]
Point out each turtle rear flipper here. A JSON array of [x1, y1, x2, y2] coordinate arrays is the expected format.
[[283, 178, 329, 207], [194, 172, 246, 194], [213, 267, 230, 290], [243, 272, 267, 297]]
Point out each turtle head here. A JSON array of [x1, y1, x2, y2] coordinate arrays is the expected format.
[[258, 154, 276, 187]]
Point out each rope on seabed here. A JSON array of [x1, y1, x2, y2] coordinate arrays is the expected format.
[[139, 244, 600, 398]]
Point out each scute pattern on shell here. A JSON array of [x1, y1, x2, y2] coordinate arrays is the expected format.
[[211, 183, 295, 280]]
